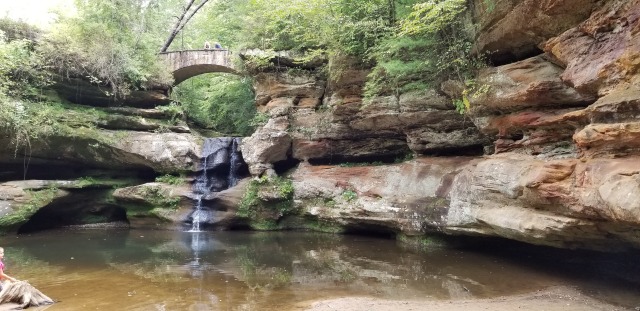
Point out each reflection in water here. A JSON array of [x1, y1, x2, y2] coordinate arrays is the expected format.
[[2, 230, 639, 311]]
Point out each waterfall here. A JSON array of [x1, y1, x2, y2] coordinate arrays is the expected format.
[[188, 137, 246, 232]]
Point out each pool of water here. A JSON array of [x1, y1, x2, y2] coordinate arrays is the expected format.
[[2, 229, 639, 310]]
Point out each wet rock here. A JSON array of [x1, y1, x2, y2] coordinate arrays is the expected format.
[[112, 182, 192, 229], [291, 158, 472, 235], [0, 181, 70, 233]]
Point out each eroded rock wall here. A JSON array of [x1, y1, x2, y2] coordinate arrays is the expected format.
[[241, 0, 640, 251]]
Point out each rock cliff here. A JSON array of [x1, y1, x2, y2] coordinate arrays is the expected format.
[[239, 0, 640, 251], [1, 0, 639, 251]]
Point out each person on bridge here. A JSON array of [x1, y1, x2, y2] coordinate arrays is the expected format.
[[204, 41, 211, 49], [213, 42, 222, 49]]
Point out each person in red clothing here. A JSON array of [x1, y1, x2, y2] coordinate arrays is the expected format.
[[0, 247, 18, 292]]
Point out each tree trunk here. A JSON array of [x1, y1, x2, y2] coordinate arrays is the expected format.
[[173, 0, 210, 38], [387, 0, 396, 26], [160, 0, 200, 53]]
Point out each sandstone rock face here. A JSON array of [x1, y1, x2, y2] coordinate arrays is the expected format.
[[240, 116, 292, 176], [112, 182, 193, 229], [471, 56, 595, 113], [474, 0, 598, 63], [0, 181, 71, 233], [446, 154, 640, 250], [469, 56, 594, 155], [275, 152, 640, 251], [0, 131, 200, 173], [249, 0, 640, 251], [245, 67, 489, 173], [544, 0, 640, 95], [53, 77, 171, 108], [254, 72, 326, 111], [291, 158, 472, 235]]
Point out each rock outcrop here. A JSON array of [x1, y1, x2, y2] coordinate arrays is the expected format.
[[473, 0, 599, 64], [3, 1, 640, 253], [242, 55, 489, 176], [238, 1, 640, 251]]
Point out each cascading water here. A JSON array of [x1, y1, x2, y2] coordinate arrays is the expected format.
[[188, 137, 246, 232]]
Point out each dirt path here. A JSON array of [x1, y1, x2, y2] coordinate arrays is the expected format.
[[292, 286, 632, 311]]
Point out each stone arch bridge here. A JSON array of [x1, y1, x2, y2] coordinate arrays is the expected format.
[[159, 49, 238, 85]]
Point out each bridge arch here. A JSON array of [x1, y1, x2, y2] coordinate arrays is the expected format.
[[159, 49, 239, 85]]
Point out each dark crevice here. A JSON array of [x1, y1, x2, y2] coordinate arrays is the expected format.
[[273, 158, 301, 175], [417, 144, 486, 157], [18, 189, 129, 234], [343, 224, 397, 239], [307, 153, 403, 166], [0, 163, 155, 183], [489, 48, 545, 67]]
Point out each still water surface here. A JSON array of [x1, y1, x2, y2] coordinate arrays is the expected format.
[[2, 229, 639, 310]]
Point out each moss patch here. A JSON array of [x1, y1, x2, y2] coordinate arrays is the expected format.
[[0, 187, 61, 233], [237, 176, 298, 230]]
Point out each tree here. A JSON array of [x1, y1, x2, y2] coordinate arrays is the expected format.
[[40, 0, 177, 97], [160, 0, 210, 52]]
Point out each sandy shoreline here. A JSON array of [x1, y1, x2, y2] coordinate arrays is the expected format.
[[0, 286, 631, 310], [290, 286, 632, 311]]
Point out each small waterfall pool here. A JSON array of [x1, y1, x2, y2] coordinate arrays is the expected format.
[[2, 229, 639, 310], [189, 137, 246, 232]]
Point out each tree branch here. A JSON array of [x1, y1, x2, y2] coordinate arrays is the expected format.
[[159, 0, 197, 52]]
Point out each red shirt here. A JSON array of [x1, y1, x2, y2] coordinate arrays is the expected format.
[[0, 260, 4, 272]]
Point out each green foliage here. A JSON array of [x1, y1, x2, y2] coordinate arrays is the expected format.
[[482, 0, 496, 13], [75, 176, 140, 188], [155, 174, 185, 186], [40, 0, 174, 98], [0, 17, 41, 42], [237, 176, 296, 224], [140, 185, 181, 209], [365, 0, 486, 100], [304, 218, 343, 233], [394, 152, 415, 163], [341, 190, 358, 202], [0, 32, 52, 100], [338, 161, 384, 167], [156, 102, 185, 125], [249, 112, 270, 128], [399, 0, 467, 35], [172, 74, 256, 136]]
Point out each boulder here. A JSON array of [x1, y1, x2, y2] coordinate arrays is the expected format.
[[240, 117, 292, 176], [112, 182, 193, 229], [470, 56, 595, 114]]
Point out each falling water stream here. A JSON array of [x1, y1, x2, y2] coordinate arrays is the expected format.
[[189, 137, 244, 232]]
